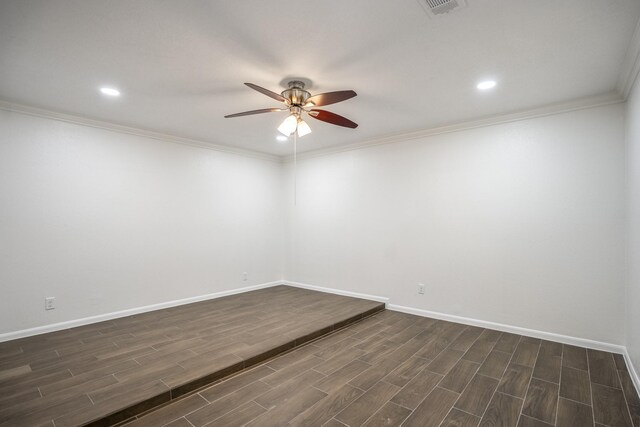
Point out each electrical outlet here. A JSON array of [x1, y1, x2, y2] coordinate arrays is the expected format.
[[45, 297, 55, 310], [242, 272, 248, 282], [417, 284, 425, 295]]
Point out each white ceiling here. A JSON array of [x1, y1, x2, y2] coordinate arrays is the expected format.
[[1, 0, 639, 156]]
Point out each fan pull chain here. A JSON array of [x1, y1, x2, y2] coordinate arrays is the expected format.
[[293, 131, 297, 206]]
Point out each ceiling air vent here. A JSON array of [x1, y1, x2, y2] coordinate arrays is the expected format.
[[416, 0, 467, 16]]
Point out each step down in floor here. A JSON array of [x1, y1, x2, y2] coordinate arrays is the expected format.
[[0, 285, 384, 426]]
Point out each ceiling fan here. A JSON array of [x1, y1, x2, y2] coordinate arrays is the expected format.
[[224, 80, 358, 137]]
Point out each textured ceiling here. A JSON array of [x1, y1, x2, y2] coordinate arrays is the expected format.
[[0, 0, 639, 156]]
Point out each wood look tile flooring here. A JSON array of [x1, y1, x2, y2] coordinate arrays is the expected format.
[[0, 286, 384, 426], [128, 310, 640, 427]]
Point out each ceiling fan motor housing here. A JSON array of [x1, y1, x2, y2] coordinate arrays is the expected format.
[[282, 80, 311, 106]]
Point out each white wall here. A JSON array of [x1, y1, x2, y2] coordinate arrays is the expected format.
[[626, 80, 640, 374], [286, 104, 627, 345], [0, 101, 630, 350], [0, 110, 284, 334]]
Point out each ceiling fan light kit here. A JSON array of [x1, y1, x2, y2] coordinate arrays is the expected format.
[[296, 118, 312, 137], [225, 80, 358, 139], [277, 114, 299, 136]]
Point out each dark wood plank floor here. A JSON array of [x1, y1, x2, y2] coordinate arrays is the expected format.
[[0, 286, 384, 426], [126, 310, 640, 427]]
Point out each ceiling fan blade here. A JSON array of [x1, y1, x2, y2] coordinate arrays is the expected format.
[[224, 108, 286, 118], [305, 90, 357, 107], [244, 83, 287, 103], [308, 109, 358, 129]]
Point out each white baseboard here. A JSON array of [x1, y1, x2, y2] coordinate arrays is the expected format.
[[623, 348, 640, 401], [390, 302, 640, 396], [283, 280, 389, 304], [0, 281, 284, 343], [387, 303, 626, 354], [300, 283, 640, 395], [0, 280, 387, 343], [3, 278, 638, 398], [281, 282, 628, 354]]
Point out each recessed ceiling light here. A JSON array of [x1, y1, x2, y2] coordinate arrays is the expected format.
[[276, 135, 288, 142], [100, 87, 120, 97], [477, 80, 497, 90]]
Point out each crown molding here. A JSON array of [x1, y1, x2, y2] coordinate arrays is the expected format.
[[617, 17, 640, 100], [0, 99, 281, 163], [0, 91, 624, 164], [284, 92, 624, 162]]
